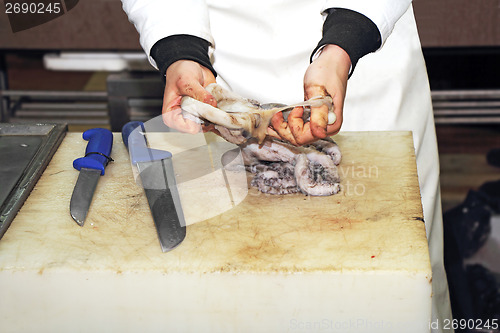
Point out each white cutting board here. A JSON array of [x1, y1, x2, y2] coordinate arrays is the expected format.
[[0, 131, 432, 333]]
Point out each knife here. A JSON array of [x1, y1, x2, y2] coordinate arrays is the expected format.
[[122, 121, 186, 252], [70, 128, 113, 226]]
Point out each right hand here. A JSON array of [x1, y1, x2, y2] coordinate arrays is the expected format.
[[269, 44, 350, 145], [162, 60, 217, 133]]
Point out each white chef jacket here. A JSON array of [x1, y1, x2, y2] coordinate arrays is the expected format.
[[121, 1, 453, 331]]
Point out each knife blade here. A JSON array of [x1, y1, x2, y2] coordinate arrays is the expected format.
[[122, 121, 186, 252], [70, 128, 113, 226]]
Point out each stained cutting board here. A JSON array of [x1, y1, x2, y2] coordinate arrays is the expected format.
[[0, 131, 432, 333]]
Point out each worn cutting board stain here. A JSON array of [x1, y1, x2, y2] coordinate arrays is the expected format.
[[0, 131, 430, 276]]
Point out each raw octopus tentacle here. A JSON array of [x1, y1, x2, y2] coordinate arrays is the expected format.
[[213, 126, 248, 145], [294, 154, 341, 196], [249, 162, 300, 195], [236, 138, 341, 196], [181, 83, 342, 196], [180, 83, 335, 144], [305, 137, 342, 165]]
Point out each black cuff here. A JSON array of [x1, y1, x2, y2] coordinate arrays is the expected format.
[[150, 34, 217, 78], [311, 8, 382, 75]]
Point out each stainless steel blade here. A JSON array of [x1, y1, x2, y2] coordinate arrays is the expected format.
[[137, 159, 186, 252], [70, 168, 101, 226]]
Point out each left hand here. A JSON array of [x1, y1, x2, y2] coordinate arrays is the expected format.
[[269, 44, 351, 145], [162, 60, 217, 134]]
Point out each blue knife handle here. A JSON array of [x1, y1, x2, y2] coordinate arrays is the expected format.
[[122, 121, 144, 150], [73, 128, 113, 175], [121, 121, 172, 164]]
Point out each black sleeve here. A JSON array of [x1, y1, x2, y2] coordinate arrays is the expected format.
[[150, 34, 217, 78], [311, 8, 382, 74]]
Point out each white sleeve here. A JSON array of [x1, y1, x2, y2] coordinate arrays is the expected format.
[[322, 0, 412, 47], [121, 0, 214, 68]]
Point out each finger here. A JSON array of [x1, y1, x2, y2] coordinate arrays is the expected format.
[[266, 126, 282, 140], [176, 77, 216, 106], [164, 95, 182, 112], [162, 95, 196, 131], [162, 107, 202, 134], [322, 90, 344, 137], [309, 103, 329, 139], [324, 123, 341, 137], [288, 107, 315, 145], [162, 88, 208, 134], [304, 85, 329, 139], [270, 112, 298, 145]]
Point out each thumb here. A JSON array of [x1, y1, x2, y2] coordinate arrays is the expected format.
[[178, 78, 217, 107], [304, 84, 329, 139]]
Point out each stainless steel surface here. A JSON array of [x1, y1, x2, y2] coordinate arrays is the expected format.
[[0, 136, 43, 205], [432, 90, 500, 100], [0, 123, 67, 239], [0, 55, 8, 123], [435, 117, 500, 124], [432, 89, 500, 125], [70, 168, 101, 226], [1, 90, 108, 126], [0, 90, 107, 99], [21, 102, 107, 110], [0, 123, 56, 135], [137, 159, 186, 252]]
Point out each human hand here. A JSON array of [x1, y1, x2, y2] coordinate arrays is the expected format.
[[162, 60, 217, 133], [269, 44, 351, 145]]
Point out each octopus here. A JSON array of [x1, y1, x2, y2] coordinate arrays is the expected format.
[[181, 83, 336, 144], [180, 83, 342, 196]]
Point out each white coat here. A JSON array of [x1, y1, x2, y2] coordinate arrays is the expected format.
[[121, 1, 453, 331]]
